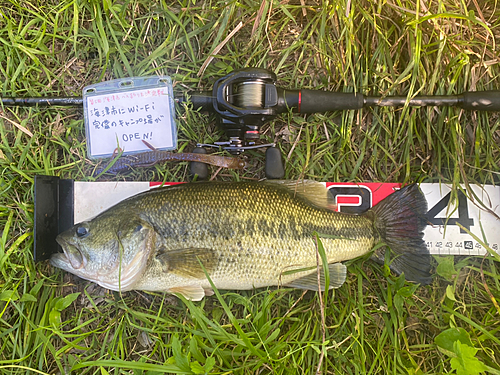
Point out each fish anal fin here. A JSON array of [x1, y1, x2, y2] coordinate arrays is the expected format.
[[286, 263, 347, 291], [156, 248, 217, 278], [169, 285, 206, 301]]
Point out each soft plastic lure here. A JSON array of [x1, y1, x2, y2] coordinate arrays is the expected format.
[[95, 150, 247, 175]]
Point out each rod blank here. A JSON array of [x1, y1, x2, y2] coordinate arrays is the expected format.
[[1, 97, 83, 106], [364, 95, 460, 108]]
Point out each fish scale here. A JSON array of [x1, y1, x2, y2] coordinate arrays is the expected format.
[[52, 181, 431, 300]]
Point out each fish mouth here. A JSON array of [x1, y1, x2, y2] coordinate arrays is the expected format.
[[52, 237, 86, 271]]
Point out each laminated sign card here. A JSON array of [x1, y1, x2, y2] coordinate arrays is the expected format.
[[83, 76, 177, 158]]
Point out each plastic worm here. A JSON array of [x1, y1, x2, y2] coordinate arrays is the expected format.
[[95, 151, 247, 175]]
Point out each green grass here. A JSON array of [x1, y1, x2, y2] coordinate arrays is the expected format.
[[1, 0, 500, 373]]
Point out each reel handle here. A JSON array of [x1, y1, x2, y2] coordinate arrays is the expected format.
[[189, 147, 209, 180]]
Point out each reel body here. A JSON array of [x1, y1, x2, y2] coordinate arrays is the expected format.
[[210, 67, 290, 154], [189, 68, 291, 178]]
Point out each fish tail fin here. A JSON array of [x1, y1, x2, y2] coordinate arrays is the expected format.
[[369, 184, 431, 284]]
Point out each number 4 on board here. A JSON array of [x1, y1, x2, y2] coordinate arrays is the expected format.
[[424, 191, 474, 233]]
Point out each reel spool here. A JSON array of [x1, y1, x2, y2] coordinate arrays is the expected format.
[[224, 81, 267, 143], [230, 80, 267, 108]]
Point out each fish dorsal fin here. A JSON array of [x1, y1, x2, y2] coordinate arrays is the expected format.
[[169, 285, 210, 301], [265, 180, 336, 211], [286, 263, 347, 291], [156, 248, 217, 278]]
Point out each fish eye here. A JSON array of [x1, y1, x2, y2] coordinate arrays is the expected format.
[[76, 226, 89, 238]]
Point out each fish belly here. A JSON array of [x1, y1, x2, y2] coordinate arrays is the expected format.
[[206, 229, 375, 290]]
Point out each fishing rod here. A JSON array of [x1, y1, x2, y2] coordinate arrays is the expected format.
[[4, 68, 500, 139], [3, 67, 499, 177], [174, 68, 500, 155]]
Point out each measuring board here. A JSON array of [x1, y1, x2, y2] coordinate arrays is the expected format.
[[33, 178, 500, 262]]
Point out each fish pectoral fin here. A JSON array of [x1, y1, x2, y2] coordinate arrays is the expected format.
[[169, 285, 207, 301], [286, 263, 347, 291], [156, 247, 217, 278]]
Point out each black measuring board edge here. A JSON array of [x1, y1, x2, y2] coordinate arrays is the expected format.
[[34, 175, 74, 262]]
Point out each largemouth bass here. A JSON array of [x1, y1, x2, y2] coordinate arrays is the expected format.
[[51, 181, 431, 300]]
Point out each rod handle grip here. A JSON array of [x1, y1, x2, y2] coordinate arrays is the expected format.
[[299, 89, 364, 113], [176, 92, 213, 111], [462, 91, 500, 111]]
